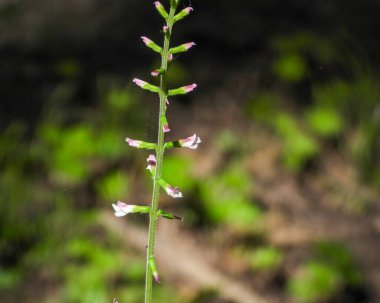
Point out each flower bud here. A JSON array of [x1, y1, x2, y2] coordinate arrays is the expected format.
[[141, 36, 162, 54], [112, 201, 150, 217], [168, 83, 197, 96], [148, 256, 160, 284], [169, 42, 195, 54], [125, 138, 157, 150], [133, 78, 160, 93], [161, 115, 170, 133], [151, 68, 165, 77], [154, 1, 168, 20], [173, 6, 193, 22], [157, 209, 183, 221]]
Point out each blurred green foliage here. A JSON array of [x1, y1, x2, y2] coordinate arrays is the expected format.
[[274, 113, 319, 171], [248, 246, 283, 271], [288, 241, 363, 303], [199, 163, 263, 231]]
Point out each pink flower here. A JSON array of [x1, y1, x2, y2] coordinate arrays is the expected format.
[[184, 83, 197, 92], [141, 36, 152, 45], [168, 54, 174, 61], [163, 25, 169, 32], [163, 124, 170, 133], [166, 98, 170, 105], [112, 201, 135, 217], [154, 1, 161, 8], [151, 70, 159, 77], [146, 154, 157, 171], [184, 42, 196, 50], [126, 137, 141, 147], [165, 185, 183, 198], [184, 7, 193, 14], [133, 78, 147, 88], [179, 134, 201, 149]]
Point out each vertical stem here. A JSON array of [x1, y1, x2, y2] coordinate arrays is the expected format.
[[144, 3, 178, 303]]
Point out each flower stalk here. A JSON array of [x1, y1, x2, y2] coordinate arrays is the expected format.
[[112, 1, 199, 302]]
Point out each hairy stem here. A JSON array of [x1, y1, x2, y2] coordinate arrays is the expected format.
[[144, 3, 178, 303]]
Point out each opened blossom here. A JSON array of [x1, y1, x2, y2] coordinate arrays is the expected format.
[[112, 201, 136, 217], [179, 134, 201, 149]]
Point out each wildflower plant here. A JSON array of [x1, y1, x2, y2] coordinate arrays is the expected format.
[[113, 1, 200, 302]]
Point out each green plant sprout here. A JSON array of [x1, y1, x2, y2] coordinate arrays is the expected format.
[[111, 1, 200, 302]]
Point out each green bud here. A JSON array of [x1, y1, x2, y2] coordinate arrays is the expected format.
[[154, 2, 168, 19]]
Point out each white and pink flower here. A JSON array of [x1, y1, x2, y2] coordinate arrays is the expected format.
[[112, 201, 136, 217], [179, 134, 201, 149], [184, 83, 197, 93]]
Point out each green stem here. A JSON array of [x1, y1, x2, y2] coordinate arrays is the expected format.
[[144, 3, 178, 303]]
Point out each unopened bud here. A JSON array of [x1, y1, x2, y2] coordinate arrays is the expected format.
[[168, 83, 197, 96], [154, 1, 168, 19], [173, 6, 193, 22], [170, 42, 195, 54]]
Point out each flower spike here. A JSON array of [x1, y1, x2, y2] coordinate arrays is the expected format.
[[173, 6, 193, 22], [170, 42, 196, 54], [133, 78, 160, 93], [168, 83, 197, 96], [154, 1, 168, 20], [112, 201, 150, 217], [126, 138, 157, 150]]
